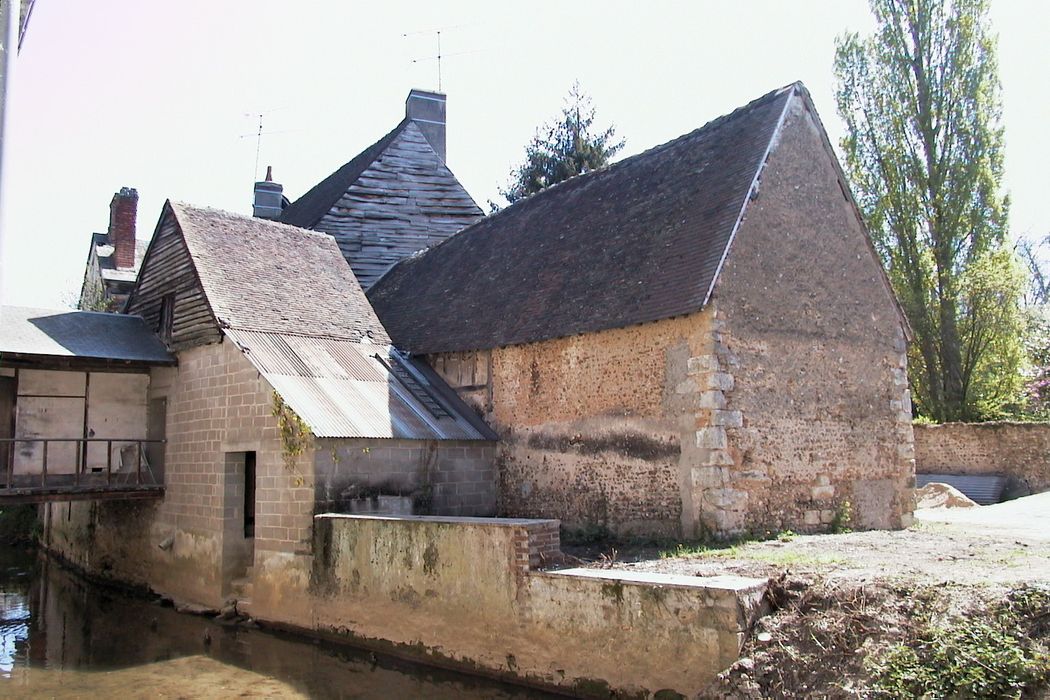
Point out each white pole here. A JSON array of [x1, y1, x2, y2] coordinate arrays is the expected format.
[[0, 1, 18, 310]]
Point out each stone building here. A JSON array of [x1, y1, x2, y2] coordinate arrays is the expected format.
[[368, 82, 916, 538], [77, 187, 147, 311], [44, 201, 495, 609], [278, 89, 483, 289]]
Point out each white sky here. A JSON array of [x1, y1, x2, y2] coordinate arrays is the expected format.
[[1, 0, 1046, 309]]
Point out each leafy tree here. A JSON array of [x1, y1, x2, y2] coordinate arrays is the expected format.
[[834, 0, 1023, 421], [498, 82, 624, 207], [1017, 234, 1050, 417]]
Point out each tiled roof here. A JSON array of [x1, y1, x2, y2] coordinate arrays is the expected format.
[[368, 84, 798, 354], [170, 202, 390, 343], [0, 305, 174, 364]]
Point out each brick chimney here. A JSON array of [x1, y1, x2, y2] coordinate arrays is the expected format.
[[253, 165, 285, 220], [405, 89, 446, 163], [109, 187, 138, 269]]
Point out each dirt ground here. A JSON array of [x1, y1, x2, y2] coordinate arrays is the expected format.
[[570, 494, 1050, 698], [577, 493, 1050, 586]]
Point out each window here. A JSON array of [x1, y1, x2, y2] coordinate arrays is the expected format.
[[158, 294, 175, 343]]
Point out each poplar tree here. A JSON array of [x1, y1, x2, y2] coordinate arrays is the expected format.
[[834, 0, 1023, 421], [499, 83, 624, 206]]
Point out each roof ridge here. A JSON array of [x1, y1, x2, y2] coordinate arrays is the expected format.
[[169, 200, 334, 240], [387, 82, 802, 269], [367, 82, 805, 354]]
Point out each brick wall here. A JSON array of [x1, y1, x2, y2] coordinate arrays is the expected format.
[[914, 422, 1050, 493], [314, 437, 496, 516]]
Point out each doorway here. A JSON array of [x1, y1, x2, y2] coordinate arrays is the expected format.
[[243, 451, 256, 539]]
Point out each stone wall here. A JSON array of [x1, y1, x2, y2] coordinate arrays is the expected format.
[[914, 422, 1050, 494], [250, 513, 766, 697], [705, 94, 914, 535], [430, 311, 717, 537], [314, 438, 497, 516], [426, 93, 914, 539]]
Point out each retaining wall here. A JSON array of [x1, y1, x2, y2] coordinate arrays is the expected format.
[[251, 513, 767, 697]]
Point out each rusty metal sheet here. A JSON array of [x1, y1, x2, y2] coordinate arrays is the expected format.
[[225, 329, 492, 441]]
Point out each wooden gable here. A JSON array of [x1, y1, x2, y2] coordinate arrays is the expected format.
[[312, 122, 482, 289], [125, 206, 222, 352]]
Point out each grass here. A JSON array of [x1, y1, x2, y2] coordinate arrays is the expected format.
[[660, 542, 848, 567]]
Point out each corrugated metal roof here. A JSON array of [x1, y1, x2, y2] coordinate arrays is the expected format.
[[916, 474, 1007, 506], [0, 306, 174, 364], [225, 329, 495, 441]]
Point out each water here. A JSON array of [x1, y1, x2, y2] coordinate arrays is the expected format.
[[0, 547, 559, 699]]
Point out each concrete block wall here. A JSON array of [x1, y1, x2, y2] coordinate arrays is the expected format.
[[914, 422, 1050, 494], [314, 437, 497, 516], [44, 339, 315, 607]]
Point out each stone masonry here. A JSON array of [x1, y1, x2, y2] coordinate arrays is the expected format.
[[914, 422, 1050, 494]]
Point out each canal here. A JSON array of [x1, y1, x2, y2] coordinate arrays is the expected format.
[[0, 547, 560, 698]]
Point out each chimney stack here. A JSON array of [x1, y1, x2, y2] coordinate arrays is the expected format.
[[253, 165, 285, 220], [109, 187, 138, 269], [405, 89, 446, 164]]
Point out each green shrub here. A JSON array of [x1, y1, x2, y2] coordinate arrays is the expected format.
[[867, 593, 1050, 698]]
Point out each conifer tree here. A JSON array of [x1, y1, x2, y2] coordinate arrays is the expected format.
[[499, 83, 624, 206]]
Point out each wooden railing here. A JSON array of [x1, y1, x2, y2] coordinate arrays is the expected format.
[[0, 438, 165, 498]]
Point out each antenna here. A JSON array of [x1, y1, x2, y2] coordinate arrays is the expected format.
[[403, 24, 482, 92], [238, 106, 297, 181]]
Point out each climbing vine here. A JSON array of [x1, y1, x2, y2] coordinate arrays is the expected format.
[[272, 391, 313, 485]]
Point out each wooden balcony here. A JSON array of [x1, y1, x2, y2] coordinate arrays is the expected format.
[[0, 438, 164, 504]]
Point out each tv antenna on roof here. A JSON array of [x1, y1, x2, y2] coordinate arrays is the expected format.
[[403, 24, 483, 92], [238, 107, 298, 181]]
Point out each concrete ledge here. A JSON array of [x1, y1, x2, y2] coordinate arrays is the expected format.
[[542, 566, 767, 594], [316, 512, 559, 528]]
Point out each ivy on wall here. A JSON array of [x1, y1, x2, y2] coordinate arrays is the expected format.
[[271, 391, 313, 487]]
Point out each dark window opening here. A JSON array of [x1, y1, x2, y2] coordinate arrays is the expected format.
[[158, 293, 175, 343], [244, 451, 256, 539]]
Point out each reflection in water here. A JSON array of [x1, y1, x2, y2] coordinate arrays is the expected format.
[[0, 548, 555, 699]]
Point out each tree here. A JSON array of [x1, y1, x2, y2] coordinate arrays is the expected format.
[[498, 82, 624, 206], [834, 0, 1023, 421], [1018, 234, 1050, 417]]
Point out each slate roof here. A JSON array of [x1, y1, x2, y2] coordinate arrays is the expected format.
[[278, 119, 483, 290], [367, 84, 798, 354], [0, 306, 174, 364], [279, 120, 407, 229], [169, 202, 390, 343]]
